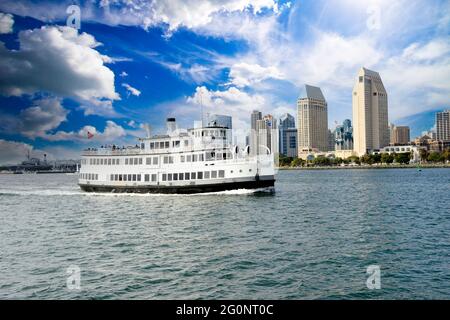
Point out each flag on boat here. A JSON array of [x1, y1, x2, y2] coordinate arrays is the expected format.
[[87, 131, 94, 139]]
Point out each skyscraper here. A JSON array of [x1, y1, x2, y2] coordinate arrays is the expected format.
[[297, 84, 328, 153], [436, 110, 450, 141], [278, 113, 297, 157], [328, 129, 335, 151], [249, 110, 262, 155], [352, 67, 389, 156], [208, 114, 232, 129], [251, 110, 262, 131], [335, 119, 353, 150], [256, 114, 278, 154]]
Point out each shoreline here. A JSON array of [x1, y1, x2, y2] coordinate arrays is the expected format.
[[278, 164, 450, 170]]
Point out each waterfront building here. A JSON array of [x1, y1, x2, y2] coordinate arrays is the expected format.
[[208, 114, 232, 129], [335, 119, 353, 150], [278, 113, 297, 157], [250, 110, 262, 155], [297, 84, 328, 154], [256, 114, 278, 154], [436, 110, 450, 141], [328, 129, 335, 151], [352, 67, 389, 156], [390, 125, 410, 145]]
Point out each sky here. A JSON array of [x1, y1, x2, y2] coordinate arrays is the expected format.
[[0, 0, 449, 164]]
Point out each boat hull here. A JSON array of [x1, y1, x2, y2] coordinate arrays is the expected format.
[[79, 176, 275, 194]]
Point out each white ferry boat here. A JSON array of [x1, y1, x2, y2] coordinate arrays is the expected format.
[[78, 118, 276, 194]]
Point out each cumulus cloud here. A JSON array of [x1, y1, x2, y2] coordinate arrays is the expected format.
[[0, 25, 119, 115], [43, 120, 127, 143], [0, 12, 14, 34], [0, 97, 69, 138], [0, 139, 46, 165], [122, 83, 141, 96], [228, 62, 283, 87]]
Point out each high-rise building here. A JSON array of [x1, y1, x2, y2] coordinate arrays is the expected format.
[[297, 84, 328, 153], [278, 113, 297, 157], [335, 119, 353, 151], [352, 67, 389, 156], [327, 129, 335, 151], [436, 110, 450, 141], [256, 114, 278, 154], [208, 114, 232, 129], [390, 125, 410, 145], [251, 110, 262, 130]]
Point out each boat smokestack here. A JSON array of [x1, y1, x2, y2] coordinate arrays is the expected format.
[[166, 118, 176, 134]]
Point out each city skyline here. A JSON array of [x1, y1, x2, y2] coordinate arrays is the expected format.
[[0, 1, 449, 165]]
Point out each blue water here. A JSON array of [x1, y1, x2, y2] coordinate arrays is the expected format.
[[0, 169, 449, 299]]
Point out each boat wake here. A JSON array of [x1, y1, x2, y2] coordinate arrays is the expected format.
[[0, 187, 275, 197]]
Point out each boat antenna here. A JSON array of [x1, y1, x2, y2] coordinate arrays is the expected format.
[[200, 90, 204, 127]]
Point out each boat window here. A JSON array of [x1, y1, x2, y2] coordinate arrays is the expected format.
[[165, 141, 170, 148], [139, 158, 143, 165], [181, 155, 185, 162], [145, 174, 149, 182], [211, 171, 217, 178], [219, 170, 225, 178], [151, 174, 157, 182], [184, 140, 189, 146], [168, 174, 172, 181], [173, 173, 178, 181], [110, 174, 114, 181], [141, 143, 145, 149], [132, 174, 136, 181], [216, 153, 223, 160], [134, 158, 138, 165], [155, 142, 159, 149], [150, 142, 154, 149], [197, 172, 203, 179], [153, 157, 158, 165], [124, 174, 127, 181], [164, 156, 169, 164], [191, 172, 196, 179], [128, 174, 132, 181], [119, 175, 122, 181], [179, 173, 184, 181], [173, 140, 180, 147], [108, 159, 112, 165], [204, 171, 210, 179], [205, 152, 214, 161], [115, 174, 118, 181], [125, 158, 128, 165], [187, 155, 192, 162], [138, 175, 141, 181], [199, 154, 204, 161], [193, 154, 198, 162], [185, 173, 190, 180], [169, 156, 174, 164], [146, 157, 152, 165], [162, 174, 167, 181]]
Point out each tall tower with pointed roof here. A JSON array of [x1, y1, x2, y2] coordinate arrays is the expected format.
[[297, 84, 328, 153]]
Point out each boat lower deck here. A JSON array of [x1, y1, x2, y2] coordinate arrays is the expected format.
[[79, 177, 275, 194]]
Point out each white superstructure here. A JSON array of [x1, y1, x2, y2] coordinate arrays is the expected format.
[[78, 118, 276, 194]]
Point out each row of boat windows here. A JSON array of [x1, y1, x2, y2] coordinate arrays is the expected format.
[[162, 170, 225, 181], [84, 152, 233, 166], [80, 173, 98, 180], [107, 170, 226, 182], [149, 140, 188, 149]]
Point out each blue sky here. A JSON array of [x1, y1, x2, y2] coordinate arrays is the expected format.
[[0, 0, 449, 163]]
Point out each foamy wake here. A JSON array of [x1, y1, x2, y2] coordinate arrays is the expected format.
[[0, 187, 275, 197]]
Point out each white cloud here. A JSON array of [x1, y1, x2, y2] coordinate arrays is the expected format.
[[120, 71, 128, 77], [43, 120, 127, 143], [0, 12, 14, 34], [0, 25, 119, 115], [0, 97, 69, 139], [0, 139, 47, 165], [122, 83, 141, 96], [228, 62, 283, 87]]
